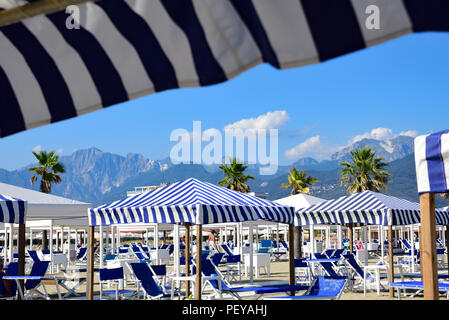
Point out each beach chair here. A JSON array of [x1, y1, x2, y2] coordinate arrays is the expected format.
[[224, 254, 242, 283], [76, 247, 87, 261], [0, 262, 18, 300], [324, 249, 336, 259], [260, 240, 272, 249], [210, 253, 225, 267], [257, 247, 270, 254], [103, 254, 117, 263], [23, 261, 50, 300], [201, 259, 308, 300], [294, 259, 312, 285], [312, 253, 344, 277], [280, 241, 289, 252], [221, 244, 234, 257], [27, 250, 41, 263], [130, 262, 177, 300], [263, 276, 348, 300], [98, 267, 136, 300], [388, 281, 449, 299], [133, 250, 152, 263], [148, 264, 172, 294], [342, 253, 386, 292]]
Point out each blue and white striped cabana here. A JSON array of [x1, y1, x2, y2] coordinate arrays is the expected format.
[[295, 190, 449, 227], [89, 178, 295, 226], [0, 193, 27, 224], [0, 0, 448, 137], [414, 129, 449, 195]]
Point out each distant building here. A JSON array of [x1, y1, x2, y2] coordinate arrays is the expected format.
[[248, 191, 268, 199], [126, 183, 170, 197]]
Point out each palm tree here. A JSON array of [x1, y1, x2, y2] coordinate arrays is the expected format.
[[282, 167, 319, 195], [28, 150, 66, 194], [218, 158, 254, 193], [282, 167, 319, 259], [339, 146, 391, 194]]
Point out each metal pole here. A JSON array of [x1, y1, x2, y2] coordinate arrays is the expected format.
[[195, 224, 202, 300], [185, 223, 191, 298]]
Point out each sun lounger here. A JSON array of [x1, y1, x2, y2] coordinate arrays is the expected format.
[[263, 276, 348, 300], [22, 261, 50, 300], [295, 259, 312, 285], [98, 267, 136, 300], [130, 262, 177, 300], [311, 253, 344, 277], [76, 247, 87, 261], [343, 253, 389, 294], [388, 281, 449, 299], [201, 259, 308, 300]]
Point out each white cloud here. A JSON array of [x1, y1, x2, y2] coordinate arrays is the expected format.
[[32, 145, 42, 153], [399, 130, 419, 138], [224, 110, 290, 132], [56, 148, 63, 155], [350, 128, 395, 144], [285, 136, 341, 161]]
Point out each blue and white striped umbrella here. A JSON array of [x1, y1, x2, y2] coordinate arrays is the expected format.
[[414, 129, 449, 195], [0, 0, 448, 137], [295, 190, 449, 227], [88, 178, 295, 226], [0, 193, 27, 224]]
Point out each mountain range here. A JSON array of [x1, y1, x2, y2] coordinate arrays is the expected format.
[[1, 135, 448, 208]]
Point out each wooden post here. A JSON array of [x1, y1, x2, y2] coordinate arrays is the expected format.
[[388, 225, 395, 298], [87, 226, 95, 300], [293, 226, 302, 259], [195, 224, 202, 300], [348, 224, 354, 254], [445, 227, 449, 275], [288, 224, 295, 296], [185, 223, 191, 298], [17, 223, 26, 300], [420, 193, 439, 300]]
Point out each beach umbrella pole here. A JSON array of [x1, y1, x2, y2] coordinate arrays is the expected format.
[[185, 223, 191, 298], [87, 225, 95, 300], [17, 223, 25, 300], [348, 224, 354, 254], [288, 224, 295, 296], [419, 193, 439, 300], [195, 224, 202, 300], [446, 227, 449, 275], [388, 225, 395, 298]]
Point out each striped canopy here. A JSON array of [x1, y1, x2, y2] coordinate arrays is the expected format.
[[88, 178, 295, 226], [0, 194, 27, 224], [1, 0, 449, 137], [414, 129, 449, 195], [295, 191, 449, 227]]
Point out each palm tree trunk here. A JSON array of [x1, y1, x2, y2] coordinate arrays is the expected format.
[[293, 226, 302, 259]]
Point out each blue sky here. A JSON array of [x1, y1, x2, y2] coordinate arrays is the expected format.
[[1, 31, 448, 170]]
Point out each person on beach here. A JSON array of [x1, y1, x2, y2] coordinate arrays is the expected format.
[[0, 258, 15, 298]]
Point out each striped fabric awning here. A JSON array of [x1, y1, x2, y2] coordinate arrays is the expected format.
[[88, 178, 295, 226], [295, 191, 449, 226], [414, 129, 449, 195], [0, 194, 27, 224], [1, 0, 449, 137]]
